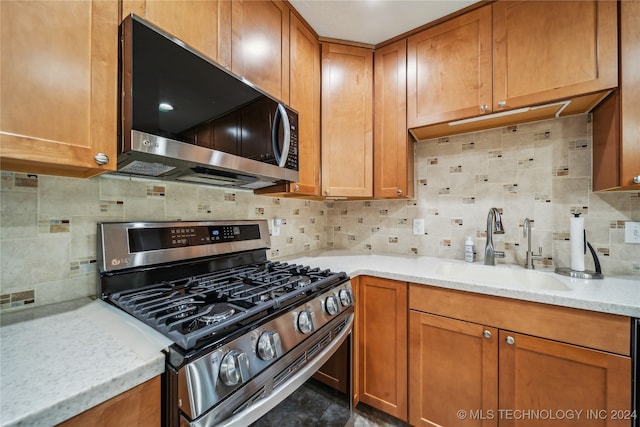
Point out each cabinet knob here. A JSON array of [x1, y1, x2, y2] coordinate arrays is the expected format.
[[94, 153, 109, 165], [633, 176, 640, 184], [480, 104, 489, 112], [293, 184, 300, 192], [505, 336, 515, 345], [483, 330, 492, 339], [325, 189, 330, 196], [396, 189, 403, 196], [498, 100, 507, 108]]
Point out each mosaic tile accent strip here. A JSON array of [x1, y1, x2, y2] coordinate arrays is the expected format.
[[39, 219, 70, 234], [146, 185, 165, 197], [0, 290, 35, 309], [70, 258, 97, 276]]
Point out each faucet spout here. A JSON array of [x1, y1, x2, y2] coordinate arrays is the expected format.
[[485, 208, 505, 265], [523, 218, 542, 269]]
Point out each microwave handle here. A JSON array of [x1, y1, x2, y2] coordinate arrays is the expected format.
[[272, 103, 291, 168]]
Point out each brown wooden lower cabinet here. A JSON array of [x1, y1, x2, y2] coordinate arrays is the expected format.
[[358, 276, 408, 421], [408, 284, 632, 427], [409, 311, 498, 427], [499, 331, 631, 427], [57, 376, 160, 427]]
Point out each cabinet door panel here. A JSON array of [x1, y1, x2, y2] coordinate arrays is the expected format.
[[144, 0, 222, 64], [321, 43, 373, 198], [359, 277, 407, 420], [409, 312, 498, 427], [407, 5, 492, 127], [231, 0, 289, 102], [499, 331, 631, 427], [289, 13, 320, 196], [493, 0, 617, 110], [0, 0, 118, 177], [374, 40, 411, 199]]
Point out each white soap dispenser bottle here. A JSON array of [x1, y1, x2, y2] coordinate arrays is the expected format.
[[465, 236, 475, 262]]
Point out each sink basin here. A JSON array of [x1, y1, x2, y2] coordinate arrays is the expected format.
[[435, 263, 570, 291]]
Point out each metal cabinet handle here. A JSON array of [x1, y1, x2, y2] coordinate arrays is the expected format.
[[506, 336, 515, 345], [94, 153, 109, 165], [396, 189, 403, 196], [498, 100, 507, 108], [633, 176, 640, 184], [480, 104, 489, 112], [483, 330, 492, 339]]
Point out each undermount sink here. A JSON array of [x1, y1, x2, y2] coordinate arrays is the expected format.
[[435, 262, 570, 291]]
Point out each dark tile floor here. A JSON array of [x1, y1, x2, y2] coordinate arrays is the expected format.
[[252, 379, 410, 427]]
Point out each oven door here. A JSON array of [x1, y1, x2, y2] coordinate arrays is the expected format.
[[182, 311, 353, 427]]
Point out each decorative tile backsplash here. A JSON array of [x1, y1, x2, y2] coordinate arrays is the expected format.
[[0, 173, 328, 311], [1, 114, 638, 312], [327, 114, 640, 274]]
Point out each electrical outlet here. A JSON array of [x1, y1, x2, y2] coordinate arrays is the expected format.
[[413, 219, 425, 235], [270, 219, 281, 236], [624, 221, 640, 244]]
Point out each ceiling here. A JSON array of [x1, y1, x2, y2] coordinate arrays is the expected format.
[[289, 0, 479, 45]]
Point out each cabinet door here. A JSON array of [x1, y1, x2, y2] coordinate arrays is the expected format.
[[592, 1, 640, 191], [231, 0, 289, 102], [407, 5, 492, 127], [288, 13, 320, 196], [499, 331, 631, 427], [358, 277, 407, 420], [374, 40, 413, 199], [321, 43, 373, 198], [0, 0, 118, 178], [122, 0, 229, 67], [493, 0, 617, 111], [58, 376, 160, 427], [409, 311, 498, 427]]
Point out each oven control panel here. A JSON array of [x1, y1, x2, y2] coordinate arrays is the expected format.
[[129, 224, 261, 252], [97, 220, 271, 273]]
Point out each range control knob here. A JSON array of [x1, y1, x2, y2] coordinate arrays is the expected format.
[[338, 289, 353, 307], [257, 331, 281, 361], [297, 310, 314, 334], [219, 350, 249, 386], [325, 295, 340, 315]]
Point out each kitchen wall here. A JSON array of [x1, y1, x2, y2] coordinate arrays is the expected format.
[[0, 174, 328, 311], [327, 114, 640, 275], [1, 114, 638, 312]]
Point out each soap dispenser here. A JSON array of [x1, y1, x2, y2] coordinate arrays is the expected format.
[[465, 236, 475, 263]]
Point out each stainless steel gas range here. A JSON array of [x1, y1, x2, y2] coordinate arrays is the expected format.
[[97, 220, 354, 427]]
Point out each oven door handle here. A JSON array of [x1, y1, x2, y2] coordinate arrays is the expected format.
[[216, 313, 353, 427]]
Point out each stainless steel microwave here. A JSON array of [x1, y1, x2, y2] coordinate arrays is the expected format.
[[116, 14, 298, 189]]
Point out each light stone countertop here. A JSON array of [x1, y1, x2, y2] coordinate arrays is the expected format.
[[285, 251, 640, 317], [0, 298, 172, 427], [0, 253, 637, 426]]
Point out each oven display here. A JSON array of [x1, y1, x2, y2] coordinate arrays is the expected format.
[[128, 224, 259, 252]]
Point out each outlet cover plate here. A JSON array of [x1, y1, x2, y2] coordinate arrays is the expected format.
[[413, 219, 425, 235], [624, 221, 640, 244]]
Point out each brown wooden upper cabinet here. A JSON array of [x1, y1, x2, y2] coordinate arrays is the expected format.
[[122, 0, 230, 67], [492, 0, 617, 111], [321, 43, 373, 198], [0, 0, 119, 178], [231, 0, 290, 103], [408, 0, 618, 130], [407, 5, 492, 128], [592, 0, 640, 191], [374, 40, 413, 199], [257, 11, 321, 197]]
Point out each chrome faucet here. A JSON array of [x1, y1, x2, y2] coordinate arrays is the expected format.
[[485, 208, 505, 265], [523, 218, 543, 269]]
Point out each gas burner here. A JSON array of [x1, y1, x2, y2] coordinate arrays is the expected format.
[[197, 306, 236, 325], [168, 299, 197, 319], [290, 275, 312, 287]]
